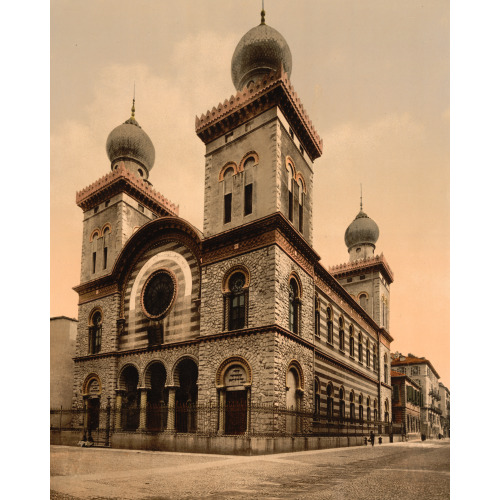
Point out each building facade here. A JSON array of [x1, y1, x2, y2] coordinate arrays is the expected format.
[[391, 352, 443, 438], [69, 10, 395, 450], [438, 382, 450, 437], [391, 370, 422, 439]]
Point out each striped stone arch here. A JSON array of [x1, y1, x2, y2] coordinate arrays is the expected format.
[[295, 172, 307, 193], [218, 161, 238, 181], [221, 265, 250, 293], [285, 155, 297, 179], [239, 151, 260, 171], [90, 227, 101, 242], [87, 306, 103, 326], [101, 223, 112, 235], [116, 363, 141, 390], [82, 373, 102, 396], [171, 355, 199, 386], [288, 271, 303, 298], [143, 359, 169, 389], [286, 359, 304, 391], [215, 356, 252, 388]]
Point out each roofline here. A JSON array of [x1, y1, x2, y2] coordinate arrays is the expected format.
[[50, 316, 78, 322], [391, 357, 440, 379]]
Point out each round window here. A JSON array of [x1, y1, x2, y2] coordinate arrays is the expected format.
[[141, 269, 177, 319]]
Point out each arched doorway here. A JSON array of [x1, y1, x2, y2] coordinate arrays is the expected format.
[[145, 362, 167, 431], [82, 374, 101, 441], [285, 361, 304, 434], [119, 365, 140, 431], [216, 357, 252, 435], [174, 358, 198, 433]]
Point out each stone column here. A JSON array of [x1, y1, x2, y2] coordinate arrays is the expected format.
[[114, 390, 124, 430], [166, 386, 178, 432], [138, 388, 148, 431], [217, 389, 226, 435]]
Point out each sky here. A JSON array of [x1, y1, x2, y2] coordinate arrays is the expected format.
[[50, 0, 450, 388]]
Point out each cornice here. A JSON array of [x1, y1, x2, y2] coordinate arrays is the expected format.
[[329, 254, 394, 284], [195, 66, 323, 161], [74, 323, 315, 363], [202, 213, 320, 274], [76, 163, 179, 216]]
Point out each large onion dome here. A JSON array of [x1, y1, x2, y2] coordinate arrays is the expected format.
[[106, 100, 155, 176], [231, 10, 292, 91], [344, 210, 380, 251]]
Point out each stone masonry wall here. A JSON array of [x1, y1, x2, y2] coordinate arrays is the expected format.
[[200, 247, 277, 336]]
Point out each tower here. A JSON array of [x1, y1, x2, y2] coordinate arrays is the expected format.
[[196, 10, 322, 245], [76, 101, 179, 283], [331, 201, 393, 331]]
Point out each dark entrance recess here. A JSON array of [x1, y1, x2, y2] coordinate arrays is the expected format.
[[225, 390, 247, 435], [122, 366, 140, 431], [146, 363, 167, 431], [175, 359, 198, 433], [87, 398, 100, 432]]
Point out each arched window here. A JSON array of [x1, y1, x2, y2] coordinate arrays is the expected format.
[[367, 397, 371, 421], [384, 354, 389, 384], [327, 307, 333, 344], [339, 316, 345, 351], [373, 345, 378, 372], [339, 387, 345, 420], [289, 277, 300, 334], [89, 310, 102, 354], [349, 325, 355, 357], [359, 394, 364, 422], [286, 162, 294, 222], [349, 391, 355, 422], [359, 293, 368, 311], [226, 271, 248, 331], [102, 225, 110, 270], [223, 168, 233, 224], [243, 157, 255, 216], [366, 339, 371, 368], [358, 332, 363, 362], [384, 399, 390, 422], [298, 177, 304, 233], [326, 384, 333, 421], [314, 378, 320, 419], [314, 296, 320, 338], [374, 399, 378, 422]]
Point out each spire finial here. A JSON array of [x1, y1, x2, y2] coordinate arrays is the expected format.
[[360, 183, 363, 211], [131, 83, 136, 119], [261, 0, 266, 24]]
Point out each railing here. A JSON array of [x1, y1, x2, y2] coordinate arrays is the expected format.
[[51, 402, 403, 443]]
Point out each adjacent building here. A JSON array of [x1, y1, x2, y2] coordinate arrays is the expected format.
[[391, 352, 443, 438], [438, 382, 450, 437], [391, 370, 422, 439]]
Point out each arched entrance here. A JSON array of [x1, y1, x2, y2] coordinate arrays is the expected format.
[[118, 365, 140, 431], [285, 361, 304, 434], [174, 358, 198, 433], [216, 357, 252, 435], [145, 361, 167, 431], [82, 374, 102, 441]]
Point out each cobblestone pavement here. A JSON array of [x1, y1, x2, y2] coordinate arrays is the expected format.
[[50, 440, 450, 499]]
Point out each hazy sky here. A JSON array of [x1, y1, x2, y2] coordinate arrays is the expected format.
[[50, 0, 449, 387]]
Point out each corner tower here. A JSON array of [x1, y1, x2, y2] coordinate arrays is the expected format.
[[76, 101, 179, 284], [331, 201, 394, 331], [196, 10, 322, 245]]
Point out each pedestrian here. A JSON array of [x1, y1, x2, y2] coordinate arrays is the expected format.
[[370, 430, 375, 446]]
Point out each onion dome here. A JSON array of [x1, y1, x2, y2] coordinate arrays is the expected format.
[[106, 99, 155, 174], [344, 209, 380, 251], [231, 9, 292, 91]]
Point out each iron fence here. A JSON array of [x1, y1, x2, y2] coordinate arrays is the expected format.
[[50, 402, 403, 443]]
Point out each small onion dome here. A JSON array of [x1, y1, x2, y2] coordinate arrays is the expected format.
[[106, 112, 155, 173], [231, 16, 292, 91], [344, 210, 380, 251]]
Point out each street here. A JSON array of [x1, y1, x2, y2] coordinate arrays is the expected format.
[[51, 440, 450, 499]]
